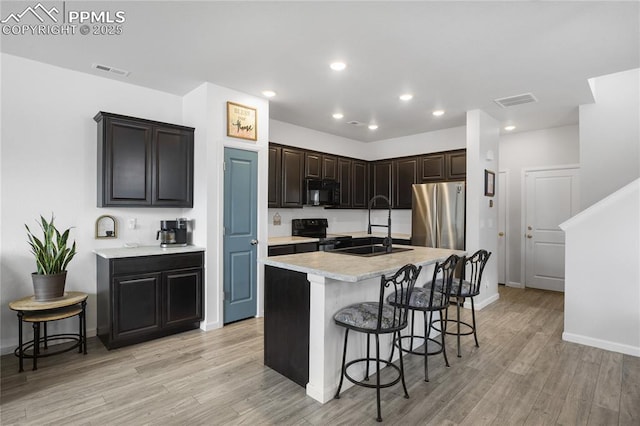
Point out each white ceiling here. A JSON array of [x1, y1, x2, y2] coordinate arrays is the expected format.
[[1, 1, 638, 142]]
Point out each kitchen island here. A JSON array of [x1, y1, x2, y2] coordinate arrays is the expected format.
[[261, 245, 463, 403]]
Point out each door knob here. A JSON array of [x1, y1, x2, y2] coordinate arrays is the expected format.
[[498, 232, 505, 237], [250, 239, 258, 245], [527, 234, 533, 239]]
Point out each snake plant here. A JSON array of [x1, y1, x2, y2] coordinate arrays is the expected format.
[[25, 215, 77, 275]]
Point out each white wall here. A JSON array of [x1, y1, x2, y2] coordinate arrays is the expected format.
[[498, 125, 580, 286], [183, 83, 269, 327], [0, 54, 189, 353], [466, 110, 499, 309], [560, 179, 640, 356], [367, 126, 466, 161], [579, 68, 640, 209]]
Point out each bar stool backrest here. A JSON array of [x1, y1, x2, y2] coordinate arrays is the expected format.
[[380, 264, 422, 332], [459, 249, 492, 297], [425, 254, 462, 310]]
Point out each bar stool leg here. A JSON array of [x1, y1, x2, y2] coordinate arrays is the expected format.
[[365, 333, 371, 381], [334, 329, 349, 399], [375, 334, 381, 422], [440, 308, 450, 368], [397, 330, 409, 399], [471, 298, 479, 348], [456, 297, 462, 357], [17, 312, 24, 373]]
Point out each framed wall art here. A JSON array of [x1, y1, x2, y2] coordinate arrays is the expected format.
[[227, 101, 257, 141], [484, 169, 495, 197]]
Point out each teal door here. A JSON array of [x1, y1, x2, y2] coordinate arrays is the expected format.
[[223, 148, 258, 323]]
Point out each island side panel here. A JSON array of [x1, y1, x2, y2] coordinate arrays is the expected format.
[[264, 265, 310, 387]]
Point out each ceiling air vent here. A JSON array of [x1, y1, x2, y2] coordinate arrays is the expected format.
[[92, 63, 130, 77], [494, 92, 537, 108], [347, 120, 362, 126]]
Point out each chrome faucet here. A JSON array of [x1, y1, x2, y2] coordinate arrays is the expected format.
[[367, 195, 393, 253]]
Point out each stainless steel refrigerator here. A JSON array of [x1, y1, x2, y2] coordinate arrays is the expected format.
[[411, 182, 466, 250]]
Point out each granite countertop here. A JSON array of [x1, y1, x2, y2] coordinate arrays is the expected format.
[[261, 245, 463, 282], [268, 232, 412, 246], [94, 245, 206, 259]]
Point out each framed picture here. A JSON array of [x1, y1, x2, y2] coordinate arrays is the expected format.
[[484, 169, 495, 197], [227, 101, 257, 141]]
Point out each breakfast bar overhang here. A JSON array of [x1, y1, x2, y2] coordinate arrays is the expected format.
[[261, 245, 464, 403]]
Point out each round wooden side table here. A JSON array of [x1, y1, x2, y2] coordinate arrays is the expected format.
[[9, 291, 88, 372]]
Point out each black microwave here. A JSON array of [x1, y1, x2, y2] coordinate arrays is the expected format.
[[304, 178, 340, 206]]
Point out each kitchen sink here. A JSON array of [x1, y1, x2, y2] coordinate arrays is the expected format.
[[329, 244, 413, 257]]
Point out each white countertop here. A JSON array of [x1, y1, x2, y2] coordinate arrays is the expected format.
[[94, 245, 206, 259], [267, 232, 412, 246], [261, 245, 463, 282]]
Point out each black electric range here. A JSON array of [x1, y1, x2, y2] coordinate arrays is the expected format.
[[291, 218, 352, 251]]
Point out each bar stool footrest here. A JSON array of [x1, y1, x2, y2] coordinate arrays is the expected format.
[[343, 358, 403, 390]]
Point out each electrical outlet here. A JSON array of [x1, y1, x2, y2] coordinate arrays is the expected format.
[[128, 218, 137, 229]]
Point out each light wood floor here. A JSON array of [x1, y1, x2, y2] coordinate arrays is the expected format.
[[1, 286, 639, 425]]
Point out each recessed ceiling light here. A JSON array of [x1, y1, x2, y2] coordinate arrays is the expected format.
[[504, 125, 516, 131], [399, 94, 413, 101], [262, 90, 276, 98], [432, 110, 445, 117], [330, 62, 347, 71], [332, 113, 344, 119], [368, 124, 378, 130]]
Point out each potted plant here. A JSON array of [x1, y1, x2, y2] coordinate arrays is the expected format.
[[25, 215, 77, 301]]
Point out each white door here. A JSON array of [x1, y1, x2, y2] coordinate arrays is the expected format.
[[524, 167, 579, 292], [497, 171, 507, 284]]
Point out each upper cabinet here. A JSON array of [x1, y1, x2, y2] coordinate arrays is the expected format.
[[370, 160, 393, 208], [393, 156, 419, 208], [420, 150, 466, 182], [95, 112, 194, 208], [267, 142, 464, 210], [269, 144, 305, 208], [305, 151, 338, 180], [446, 150, 467, 180], [268, 145, 282, 208]]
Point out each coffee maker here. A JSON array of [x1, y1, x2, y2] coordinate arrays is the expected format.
[[157, 218, 189, 247]]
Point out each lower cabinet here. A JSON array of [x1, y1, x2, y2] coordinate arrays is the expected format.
[[264, 266, 310, 387], [97, 251, 204, 349]]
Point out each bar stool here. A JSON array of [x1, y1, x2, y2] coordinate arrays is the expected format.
[[333, 263, 422, 422], [387, 254, 461, 382], [442, 249, 491, 357]]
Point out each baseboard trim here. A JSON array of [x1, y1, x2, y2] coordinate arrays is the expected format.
[[506, 281, 524, 289], [562, 332, 640, 357], [200, 321, 221, 332], [465, 293, 500, 310]]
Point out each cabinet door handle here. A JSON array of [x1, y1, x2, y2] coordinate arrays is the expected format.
[[527, 234, 533, 239], [250, 239, 258, 246], [498, 232, 505, 237]]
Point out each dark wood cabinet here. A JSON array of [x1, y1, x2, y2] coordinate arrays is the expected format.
[[370, 160, 393, 208], [420, 154, 446, 182], [352, 160, 369, 208], [446, 150, 467, 180], [305, 152, 337, 180], [264, 266, 310, 387], [322, 155, 338, 180], [281, 148, 305, 207], [267, 142, 464, 210], [337, 158, 352, 207], [304, 152, 322, 179], [393, 157, 419, 209], [96, 251, 204, 349], [268, 145, 282, 208], [95, 112, 194, 208], [112, 273, 162, 341], [268, 242, 318, 257], [164, 268, 203, 328]]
